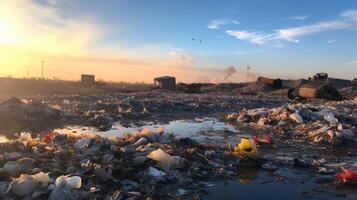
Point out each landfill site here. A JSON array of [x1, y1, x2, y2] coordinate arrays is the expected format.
[[0, 73, 356, 200]]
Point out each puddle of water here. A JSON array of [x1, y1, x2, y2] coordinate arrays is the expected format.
[[203, 168, 355, 200], [54, 118, 250, 144]]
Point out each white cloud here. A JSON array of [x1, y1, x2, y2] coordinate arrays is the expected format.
[[207, 19, 239, 29], [327, 40, 338, 44], [227, 20, 352, 44], [341, 10, 357, 21], [288, 14, 309, 20], [275, 20, 351, 43], [346, 60, 357, 65], [226, 20, 351, 44], [169, 51, 195, 65], [226, 30, 273, 45], [226, 10, 357, 45]]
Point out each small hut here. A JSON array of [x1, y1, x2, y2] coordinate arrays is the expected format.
[[81, 74, 95, 85], [154, 76, 176, 90]]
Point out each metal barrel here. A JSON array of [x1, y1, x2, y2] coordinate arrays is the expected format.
[[298, 87, 317, 98], [257, 77, 283, 88], [288, 85, 341, 100]]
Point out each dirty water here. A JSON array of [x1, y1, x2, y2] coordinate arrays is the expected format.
[[204, 169, 357, 200], [54, 117, 251, 144]]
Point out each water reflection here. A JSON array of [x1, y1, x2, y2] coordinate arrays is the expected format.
[[54, 118, 250, 144]]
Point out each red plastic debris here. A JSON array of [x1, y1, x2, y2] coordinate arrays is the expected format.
[[253, 134, 271, 144], [43, 132, 54, 143], [335, 169, 357, 184]]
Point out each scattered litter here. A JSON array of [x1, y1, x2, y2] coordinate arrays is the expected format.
[[7, 172, 49, 197], [233, 138, 258, 159]]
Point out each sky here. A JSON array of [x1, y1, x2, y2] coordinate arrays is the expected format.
[[0, 0, 356, 83]]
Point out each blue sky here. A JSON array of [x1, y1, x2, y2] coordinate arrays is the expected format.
[[1, 0, 357, 81]]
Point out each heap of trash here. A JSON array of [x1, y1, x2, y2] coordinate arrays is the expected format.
[[0, 128, 264, 199], [41, 93, 285, 131], [0, 97, 64, 132], [225, 99, 357, 145]]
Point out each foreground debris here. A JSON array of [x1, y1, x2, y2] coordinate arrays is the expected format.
[[0, 128, 252, 199]]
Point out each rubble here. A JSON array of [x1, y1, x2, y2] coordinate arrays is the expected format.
[[7, 172, 49, 197], [0, 80, 355, 199], [0, 97, 64, 132], [0, 129, 249, 199], [225, 99, 357, 146], [39, 92, 286, 131]]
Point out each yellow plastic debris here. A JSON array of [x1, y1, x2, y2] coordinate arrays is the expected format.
[[233, 138, 258, 159]]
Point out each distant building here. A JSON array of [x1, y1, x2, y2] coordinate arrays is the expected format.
[[81, 74, 95, 85], [154, 76, 176, 90]]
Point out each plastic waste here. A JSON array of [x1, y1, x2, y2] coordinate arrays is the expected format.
[[253, 134, 271, 144], [335, 169, 357, 184], [49, 175, 82, 200], [233, 138, 258, 159], [74, 138, 92, 150], [20, 132, 33, 146], [8, 172, 49, 197], [139, 128, 157, 142], [147, 148, 178, 171], [132, 137, 148, 147], [43, 132, 55, 143], [63, 99, 70, 104], [289, 113, 303, 123], [147, 167, 166, 177], [0, 135, 9, 144], [142, 107, 150, 114], [156, 127, 164, 135], [324, 113, 338, 124], [262, 162, 278, 170], [4, 158, 35, 176]]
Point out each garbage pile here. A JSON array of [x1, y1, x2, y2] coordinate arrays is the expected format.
[[0, 97, 64, 132], [0, 129, 262, 199], [225, 99, 357, 145], [42, 93, 286, 130]]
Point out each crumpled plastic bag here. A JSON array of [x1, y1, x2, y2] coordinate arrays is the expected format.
[[233, 138, 258, 159], [147, 148, 181, 171], [49, 175, 82, 200], [139, 128, 157, 142], [74, 138, 92, 150], [7, 172, 49, 197], [289, 113, 303, 124], [4, 157, 35, 176], [147, 167, 166, 177], [335, 169, 357, 184], [324, 113, 338, 124]]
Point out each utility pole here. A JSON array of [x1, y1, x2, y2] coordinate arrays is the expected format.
[[246, 66, 251, 82], [41, 60, 44, 79]]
